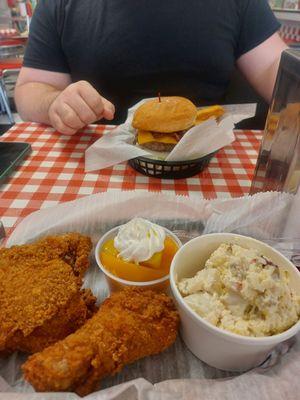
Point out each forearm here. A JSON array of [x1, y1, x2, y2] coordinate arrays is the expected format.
[[14, 68, 114, 135], [237, 33, 288, 104], [242, 56, 281, 103], [15, 82, 61, 124]]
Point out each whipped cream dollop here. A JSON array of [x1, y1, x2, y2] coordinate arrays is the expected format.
[[114, 218, 166, 263]]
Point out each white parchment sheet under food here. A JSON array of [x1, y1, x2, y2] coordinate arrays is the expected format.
[[1, 190, 299, 400]]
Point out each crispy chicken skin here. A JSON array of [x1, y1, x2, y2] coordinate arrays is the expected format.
[[0, 232, 92, 279], [0, 233, 96, 355], [23, 288, 179, 396]]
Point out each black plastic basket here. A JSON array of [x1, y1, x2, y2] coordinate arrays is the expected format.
[[128, 152, 216, 179]]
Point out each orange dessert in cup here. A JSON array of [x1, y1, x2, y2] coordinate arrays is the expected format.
[[95, 218, 181, 292]]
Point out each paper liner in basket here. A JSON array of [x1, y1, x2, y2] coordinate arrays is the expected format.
[[85, 101, 256, 172]]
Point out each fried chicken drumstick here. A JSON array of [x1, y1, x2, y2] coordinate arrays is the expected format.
[[23, 288, 179, 396], [0, 233, 96, 355]]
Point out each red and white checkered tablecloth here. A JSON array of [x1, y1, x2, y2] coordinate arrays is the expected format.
[[0, 122, 262, 235]]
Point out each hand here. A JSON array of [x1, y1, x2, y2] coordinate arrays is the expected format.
[[48, 81, 115, 135]]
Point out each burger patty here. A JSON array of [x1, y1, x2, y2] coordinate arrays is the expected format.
[[139, 129, 188, 152], [141, 142, 177, 152], [150, 130, 187, 140]]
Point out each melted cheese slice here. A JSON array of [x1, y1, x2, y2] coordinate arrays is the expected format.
[[137, 130, 178, 145]]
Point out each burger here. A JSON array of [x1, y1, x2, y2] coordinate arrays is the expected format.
[[132, 96, 198, 152], [132, 97, 225, 153]]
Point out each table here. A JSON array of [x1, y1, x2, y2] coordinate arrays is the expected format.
[[0, 122, 262, 235]]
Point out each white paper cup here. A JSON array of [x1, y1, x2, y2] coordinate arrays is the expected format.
[[95, 225, 181, 293], [170, 233, 300, 371]]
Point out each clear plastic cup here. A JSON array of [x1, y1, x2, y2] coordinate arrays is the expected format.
[[95, 225, 181, 293]]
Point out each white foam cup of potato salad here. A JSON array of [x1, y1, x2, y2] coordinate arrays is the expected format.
[[170, 233, 300, 371]]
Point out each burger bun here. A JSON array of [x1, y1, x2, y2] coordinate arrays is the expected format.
[[132, 96, 197, 133]]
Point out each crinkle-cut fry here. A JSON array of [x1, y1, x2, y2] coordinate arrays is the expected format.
[[23, 288, 179, 396], [195, 105, 225, 124]]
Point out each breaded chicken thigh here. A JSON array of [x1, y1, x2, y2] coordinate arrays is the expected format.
[[0, 233, 96, 355]]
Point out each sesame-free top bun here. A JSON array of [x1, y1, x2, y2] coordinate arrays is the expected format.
[[132, 97, 197, 133]]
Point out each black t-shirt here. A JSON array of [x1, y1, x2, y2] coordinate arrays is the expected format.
[[24, 0, 280, 124]]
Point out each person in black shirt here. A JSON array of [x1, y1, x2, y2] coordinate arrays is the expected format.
[[15, 0, 287, 134]]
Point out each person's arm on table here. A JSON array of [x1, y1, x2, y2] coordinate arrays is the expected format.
[[237, 32, 288, 103], [14, 0, 115, 135], [15, 68, 115, 135]]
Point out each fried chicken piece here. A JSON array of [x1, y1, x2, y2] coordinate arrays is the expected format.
[[0, 233, 96, 355], [0, 258, 96, 355], [0, 232, 92, 278], [23, 288, 179, 396]]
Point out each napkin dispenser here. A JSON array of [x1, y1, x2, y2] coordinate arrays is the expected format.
[[250, 49, 300, 194]]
